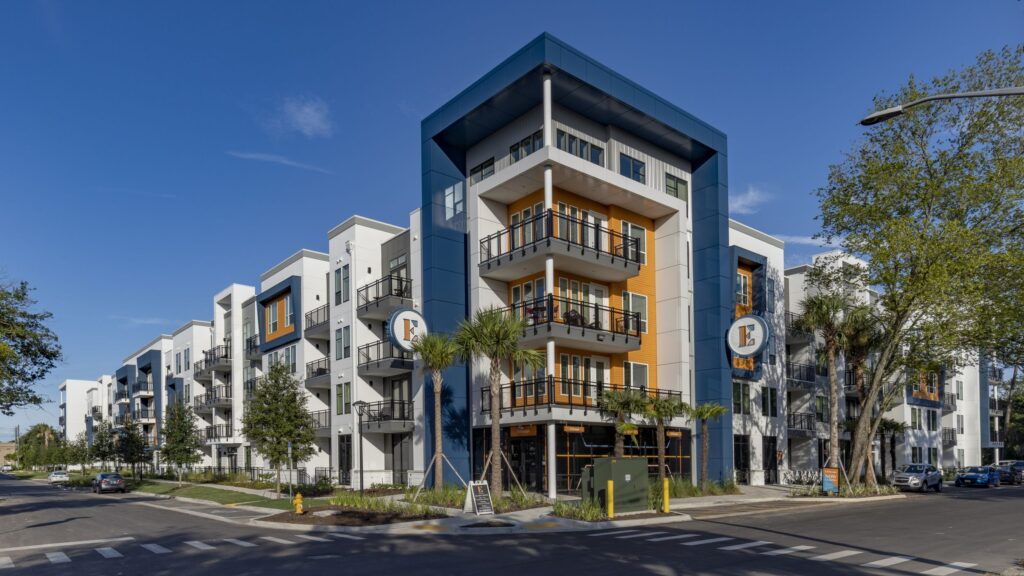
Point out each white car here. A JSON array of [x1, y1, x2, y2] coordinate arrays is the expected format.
[[1, 465, 12, 472], [47, 470, 70, 484]]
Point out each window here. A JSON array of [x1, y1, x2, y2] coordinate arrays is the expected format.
[[389, 254, 408, 275], [175, 353, 181, 374], [556, 129, 604, 167], [269, 301, 279, 333], [469, 158, 494, 184], [619, 153, 646, 184], [736, 272, 750, 306], [621, 221, 647, 264], [622, 291, 648, 333], [766, 334, 777, 366], [341, 326, 351, 359], [766, 278, 776, 314], [284, 294, 294, 327], [911, 407, 922, 430], [184, 348, 190, 369], [336, 382, 351, 415], [761, 387, 778, 418], [956, 380, 963, 401], [444, 182, 465, 220], [334, 268, 342, 305], [957, 414, 964, 434], [928, 447, 938, 465], [510, 129, 543, 163], [927, 410, 938, 432], [284, 345, 296, 373], [731, 381, 751, 415], [815, 396, 829, 423], [665, 173, 688, 201], [926, 373, 937, 395], [624, 361, 648, 390], [911, 446, 923, 463], [341, 265, 350, 303], [335, 329, 344, 360]]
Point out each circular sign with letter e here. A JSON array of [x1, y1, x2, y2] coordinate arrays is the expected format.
[[726, 314, 771, 358], [386, 308, 428, 352]]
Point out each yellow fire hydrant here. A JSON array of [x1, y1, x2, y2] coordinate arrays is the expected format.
[[293, 492, 304, 515]]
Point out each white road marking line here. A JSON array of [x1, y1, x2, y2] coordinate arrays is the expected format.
[[863, 556, 914, 568], [720, 541, 772, 551], [0, 557, 13, 570], [683, 537, 733, 546], [223, 539, 257, 548], [95, 547, 123, 559], [810, 550, 862, 561], [647, 534, 700, 542], [295, 535, 332, 543], [140, 543, 172, 554], [260, 536, 296, 545], [762, 545, 815, 556], [184, 541, 216, 550], [922, 562, 977, 576], [617, 532, 665, 539], [328, 533, 365, 541], [588, 530, 637, 537], [45, 551, 71, 564], [0, 536, 135, 553]]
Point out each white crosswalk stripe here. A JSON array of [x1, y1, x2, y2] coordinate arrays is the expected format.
[[922, 562, 977, 576], [95, 547, 123, 558], [45, 551, 71, 564], [223, 539, 258, 548], [810, 550, 862, 562], [588, 530, 637, 537], [617, 532, 665, 539], [140, 543, 172, 554], [295, 535, 331, 543], [762, 545, 815, 556], [260, 536, 296, 545], [647, 534, 700, 542], [720, 541, 772, 551], [0, 557, 13, 570], [328, 533, 366, 541], [683, 537, 733, 546], [184, 541, 216, 550], [862, 556, 914, 568]]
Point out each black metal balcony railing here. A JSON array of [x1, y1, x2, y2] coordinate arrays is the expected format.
[[503, 294, 641, 339], [785, 312, 810, 334], [479, 209, 642, 265], [193, 359, 209, 374], [245, 334, 260, 355], [305, 304, 329, 330], [115, 391, 130, 402], [991, 430, 1005, 443], [309, 408, 331, 430], [209, 385, 232, 402], [942, 427, 958, 445], [205, 424, 232, 440], [357, 275, 412, 307], [193, 394, 208, 410], [990, 397, 1003, 412], [132, 377, 152, 394], [244, 377, 258, 400], [205, 345, 231, 364], [787, 412, 817, 431], [785, 362, 816, 384], [943, 393, 957, 411], [358, 340, 412, 366], [359, 400, 415, 423], [306, 357, 330, 380], [135, 408, 155, 420], [481, 378, 681, 417]]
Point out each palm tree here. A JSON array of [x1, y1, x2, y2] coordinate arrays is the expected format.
[[411, 333, 458, 492], [877, 418, 908, 482], [644, 396, 688, 482], [597, 389, 650, 458], [798, 292, 849, 469], [686, 402, 729, 489], [840, 304, 881, 485], [454, 307, 545, 497]]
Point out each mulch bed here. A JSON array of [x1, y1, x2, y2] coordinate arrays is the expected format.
[[264, 505, 445, 526]]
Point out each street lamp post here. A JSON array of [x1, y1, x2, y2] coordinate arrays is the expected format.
[[859, 86, 1024, 126], [352, 400, 367, 494]]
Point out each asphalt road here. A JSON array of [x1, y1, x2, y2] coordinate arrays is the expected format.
[[1, 475, 1022, 576]]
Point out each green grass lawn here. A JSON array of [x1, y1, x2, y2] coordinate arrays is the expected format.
[[129, 480, 329, 509]]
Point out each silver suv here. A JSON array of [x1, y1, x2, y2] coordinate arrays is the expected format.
[[893, 464, 942, 492]]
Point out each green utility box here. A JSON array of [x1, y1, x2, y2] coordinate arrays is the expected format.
[[580, 457, 649, 513]]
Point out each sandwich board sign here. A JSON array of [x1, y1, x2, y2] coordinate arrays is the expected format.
[[463, 481, 494, 515], [822, 467, 840, 495]]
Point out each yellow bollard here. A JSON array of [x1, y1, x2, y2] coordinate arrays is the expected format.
[[662, 477, 670, 514], [607, 480, 614, 519], [293, 492, 304, 515]]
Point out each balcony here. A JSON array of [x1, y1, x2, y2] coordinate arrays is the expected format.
[[244, 377, 258, 401], [478, 209, 642, 284], [988, 366, 1002, 382], [115, 391, 130, 403], [245, 334, 261, 361], [502, 295, 641, 354], [205, 424, 232, 442], [357, 340, 413, 377], [304, 304, 330, 340], [305, 357, 331, 389], [481, 379, 681, 418], [358, 400, 414, 434], [787, 412, 818, 437], [205, 345, 232, 371], [135, 408, 156, 423], [132, 378, 153, 397], [990, 397, 1004, 416], [785, 362, 817, 390], [143, 433, 159, 450], [310, 408, 331, 437], [942, 427, 958, 446], [113, 414, 129, 427], [90, 406, 103, 421], [208, 385, 232, 408], [942, 393, 957, 413], [356, 275, 414, 320], [785, 312, 812, 339], [193, 394, 212, 414], [193, 359, 213, 382]]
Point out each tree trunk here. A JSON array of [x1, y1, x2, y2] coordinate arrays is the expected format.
[[700, 419, 709, 490], [880, 433, 887, 482], [890, 434, 897, 477], [489, 358, 503, 497], [613, 415, 625, 458], [827, 345, 840, 468], [433, 368, 444, 492], [656, 421, 666, 483], [849, 334, 900, 482], [276, 466, 281, 500]]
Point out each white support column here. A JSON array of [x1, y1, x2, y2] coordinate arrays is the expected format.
[[547, 422, 557, 499], [542, 71, 552, 147], [544, 164, 555, 380]]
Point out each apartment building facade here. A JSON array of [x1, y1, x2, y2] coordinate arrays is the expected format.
[[58, 379, 97, 443]]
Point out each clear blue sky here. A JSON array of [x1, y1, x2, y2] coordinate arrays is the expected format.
[[1, 1, 1021, 439]]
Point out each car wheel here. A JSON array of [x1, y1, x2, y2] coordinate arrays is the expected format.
[[955, 480, 961, 487], [935, 480, 942, 492], [120, 489, 126, 494]]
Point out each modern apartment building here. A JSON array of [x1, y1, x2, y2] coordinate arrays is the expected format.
[[58, 379, 98, 443], [115, 335, 173, 454]]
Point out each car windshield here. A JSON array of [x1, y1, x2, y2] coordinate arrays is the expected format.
[[902, 465, 927, 473], [964, 467, 988, 473]]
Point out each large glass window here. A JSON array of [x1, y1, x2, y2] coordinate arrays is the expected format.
[[284, 294, 294, 327], [469, 158, 495, 184], [268, 301, 279, 333], [334, 268, 342, 305], [510, 129, 543, 163], [622, 291, 648, 333], [342, 265, 350, 303], [556, 129, 604, 167], [766, 278, 776, 314], [444, 182, 465, 220], [184, 347, 190, 369], [733, 381, 752, 415], [341, 326, 351, 359], [815, 396, 829, 423], [761, 387, 778, 417], [619, 153, 646, 184], [621, 221, 647, 264], [911, 407, 922, 430], [175, 353, 181, 374], [336, 382, 351, 415], [623, 361, 648, 390], [736, 272, 750, 306], [665, 173, 688, 201]]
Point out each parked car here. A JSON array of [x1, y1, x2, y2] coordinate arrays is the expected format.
[[996, 465, 1021, 486], [997, 460, 1024, 485], [1, 464, 12, 472], [91, 473, 126, 494], [954, 466, 1000, 488], [47, 470, 70, 484], [893, 464, 943, 492]]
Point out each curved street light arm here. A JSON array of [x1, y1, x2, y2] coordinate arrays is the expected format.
[[859, 86, 1024, 126]]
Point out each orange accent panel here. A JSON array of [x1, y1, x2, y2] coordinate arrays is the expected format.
[[264, 292, 296, 341], [733, 264, 754, 371]]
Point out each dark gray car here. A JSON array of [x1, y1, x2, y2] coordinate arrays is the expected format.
[[893, 464, 942, 492]]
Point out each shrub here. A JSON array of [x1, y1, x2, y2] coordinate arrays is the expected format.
[[493, 490, 546, 514], [404, 484, 466, 508], [288, 476, 334, 497], [790, 483, 900, 498], [551, 499, 607, 522], [328, 491, 435, 517]]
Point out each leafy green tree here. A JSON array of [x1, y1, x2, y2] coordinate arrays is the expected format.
[[14, 423, 58, 469], [68, 432, 91, 476], [0, 281, 62, 415], [815, 45, 1024, 481], [686, 402, 729, 489], [241, 364, 316, 497], [840, 304, 882, 485], [597, 389, 649, 458], [119, 416, 147, 479], [162, 400, 203, 485], [644, 395, 688, 482], [453, 307, 544, 497], [92, 421, 116, 471], [798, 291, 849, 469], [410, 333, 458, 491]]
